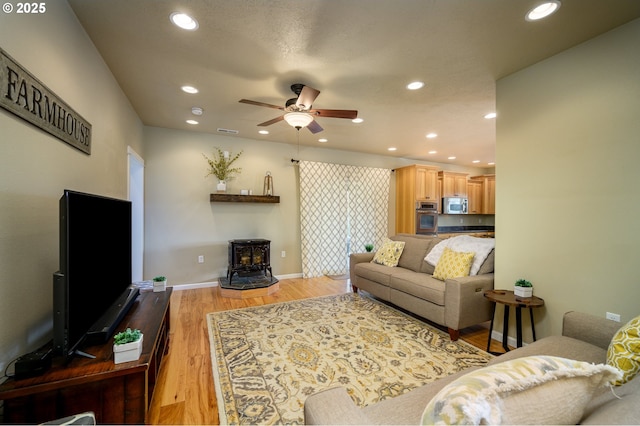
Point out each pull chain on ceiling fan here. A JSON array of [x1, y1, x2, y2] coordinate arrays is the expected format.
[[239, 84, 358, 134]]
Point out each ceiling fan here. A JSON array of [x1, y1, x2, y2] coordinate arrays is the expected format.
[[239, 84, 358, 134]]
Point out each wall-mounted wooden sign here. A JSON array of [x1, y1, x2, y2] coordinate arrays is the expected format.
[[0, 47, 92, 154]]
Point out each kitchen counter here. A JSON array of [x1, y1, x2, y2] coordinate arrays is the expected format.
[[437, 226, 495, 238]]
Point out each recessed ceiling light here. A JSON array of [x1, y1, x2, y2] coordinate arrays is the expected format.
[[186, 119, 198, 125], [426, 133, 438, 139], [318, 138, 328, 143], [472, 160, 480, 164], [428, 150, 437, 154], [352, 118, 364, 124], [448, 156, 456, 160], [526, 1, 561, 21], [170, 12, 198, 30], [191, 107, 203, 115], [488, 162, 496, 166], [388, 147, 397, 151], [407, 81, 424, 90], [484, 112, 497, 119], [258, 130, 269, 135], [181, 85, 198, 94]]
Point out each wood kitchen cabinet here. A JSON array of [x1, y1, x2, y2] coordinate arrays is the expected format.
[[439, 171, 468, 197], [470, 174, 496, 214], [395, 164, 440, 234], [467, 179, 483, 214]]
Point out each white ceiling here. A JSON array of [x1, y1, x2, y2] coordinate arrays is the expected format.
[[68, 0, 640, 167]]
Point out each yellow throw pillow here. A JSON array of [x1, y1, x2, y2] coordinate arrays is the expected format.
[[607, 315, 640, 385], [371, 238, 405, 267], [432, 247, 475, 281]]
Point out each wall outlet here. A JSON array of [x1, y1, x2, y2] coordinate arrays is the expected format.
[[281, 251, 286, 258], [198, 255, 204, 264], [606, 312, 621, 322], [459, 218, 464, 224]]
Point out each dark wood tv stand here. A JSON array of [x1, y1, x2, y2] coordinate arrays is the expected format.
[[0, 288, 172, 424]]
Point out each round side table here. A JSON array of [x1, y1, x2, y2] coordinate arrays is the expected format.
[[484, 289, 545, 354]]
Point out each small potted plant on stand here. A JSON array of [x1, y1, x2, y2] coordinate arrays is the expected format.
[[364, 244, 374, 252], [113, 328, 143, 364], [202, 148, 243, 193], [153, 276, 167, 292], [514, 279, 533, 298]]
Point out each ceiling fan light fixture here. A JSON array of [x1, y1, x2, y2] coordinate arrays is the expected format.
[[526, 1, 561, 21], [284, 112, 314, 129]]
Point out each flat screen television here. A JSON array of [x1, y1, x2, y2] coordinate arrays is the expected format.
[[53, 189, 139, 360]]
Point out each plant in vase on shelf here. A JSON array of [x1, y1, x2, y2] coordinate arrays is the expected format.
[[113, 328, 143, 364], [514, 279, 533, 298], [153, 275, 167, 292], [203, 147, 243, 193]]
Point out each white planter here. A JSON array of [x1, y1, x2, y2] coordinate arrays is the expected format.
[[514, 286, 533, 298], [216, 180, 227, 193], [113, 334, 143, 364], [153, 280, 167, 292]]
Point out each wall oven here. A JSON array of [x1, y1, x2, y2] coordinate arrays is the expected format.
[[416, 201, 438, 235]]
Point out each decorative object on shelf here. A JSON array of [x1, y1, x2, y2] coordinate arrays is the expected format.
[[365, 244, 374, 252], [203, 147, 243, 193], [263, 171, 274, 196], [113, 328, 143, 364], [153, 276, 167, 292], [514, 278, 533, 298]]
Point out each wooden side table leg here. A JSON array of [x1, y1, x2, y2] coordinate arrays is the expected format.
[[530, 308, 537, 341], [487, 303, 496, 353], [516, 307, 523, 347], [502, 305, 510, 352]]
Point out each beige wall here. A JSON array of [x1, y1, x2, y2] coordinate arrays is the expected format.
[[142, 126, 491, 284], [0, 3, 143, 372], [495, 18, 640, 341]]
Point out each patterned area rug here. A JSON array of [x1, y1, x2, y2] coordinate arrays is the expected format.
[[207, 293, 493, 425]]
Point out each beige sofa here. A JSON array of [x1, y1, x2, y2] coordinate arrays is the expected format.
[[350, 234, 495, 340], [304, 311, 640, 425]]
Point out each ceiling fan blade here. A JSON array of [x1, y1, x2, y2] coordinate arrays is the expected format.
[[296, 86, 320, 110], [239, 99, 284, 110], [307, 120, 324, 134], [310, 109, 358, 119], [258, 115, 285, 126]]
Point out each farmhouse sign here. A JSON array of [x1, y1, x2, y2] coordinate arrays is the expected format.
[[1, 47, 92, 154]]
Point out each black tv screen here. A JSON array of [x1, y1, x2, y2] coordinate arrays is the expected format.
[[53, 189, 138, 360]]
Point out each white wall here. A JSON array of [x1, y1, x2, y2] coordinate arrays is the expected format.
[[142, 126, 492, 284], [0, 2, 143, 373], [495, 18, 640, 340]]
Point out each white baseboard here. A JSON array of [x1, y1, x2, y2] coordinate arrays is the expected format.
[[490, 329, 525, 349], [170, 273, 303, 291]]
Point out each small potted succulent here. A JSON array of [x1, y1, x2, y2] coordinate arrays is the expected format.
[[113, 328, 143, 364], [514, 279, 533, 298], [364, 244, 374, 252], [153, 275, 167, 292]]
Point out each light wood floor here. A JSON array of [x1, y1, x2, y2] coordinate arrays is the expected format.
[[147, 276, 504, 425]]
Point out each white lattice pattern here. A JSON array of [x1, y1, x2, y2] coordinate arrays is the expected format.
[[299, 161, 390, 277]]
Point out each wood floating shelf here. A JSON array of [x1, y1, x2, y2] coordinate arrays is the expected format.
[[210, 194, 280, 203]]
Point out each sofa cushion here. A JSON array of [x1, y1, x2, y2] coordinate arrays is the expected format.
[[354, 262, 394, 287], [477, 249, 494, 274], [581, 374, 640, 424], [607, 314, 640, 385], [372, 238, 405, 267], [389, 270, 446, 306], [392, 235, 439, 272], [421, 355, 621, 425], [487, 335, 608, 366], [432, 248, 475, 281]]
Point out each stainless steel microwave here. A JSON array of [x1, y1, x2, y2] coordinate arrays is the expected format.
[[442, 197, 468, 214]]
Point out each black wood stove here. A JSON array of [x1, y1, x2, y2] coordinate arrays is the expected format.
[[225, 239, 273, 287]]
